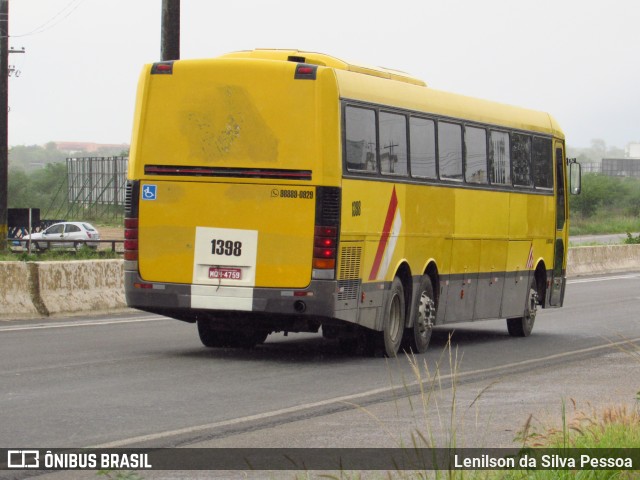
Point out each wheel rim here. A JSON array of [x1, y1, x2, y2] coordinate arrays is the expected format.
[[416, 291, 435, 341]]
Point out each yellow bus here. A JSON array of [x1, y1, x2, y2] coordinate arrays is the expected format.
[[124, 49, 581, 357]]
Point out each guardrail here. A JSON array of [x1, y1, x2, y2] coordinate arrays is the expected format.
[[6, 239, 124, 253]]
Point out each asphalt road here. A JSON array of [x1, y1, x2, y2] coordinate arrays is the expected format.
[[570, 232, 640, 244], [1, 273, 639, 477]]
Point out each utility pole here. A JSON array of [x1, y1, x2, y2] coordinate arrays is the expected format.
[[0, 0, 8, 252], [161, 0, 180, 61]]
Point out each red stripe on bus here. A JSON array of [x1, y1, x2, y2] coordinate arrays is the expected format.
[[369, 187, 398, 280]]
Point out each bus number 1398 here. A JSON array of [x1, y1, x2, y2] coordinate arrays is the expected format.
[[211, 239, 243, 257]]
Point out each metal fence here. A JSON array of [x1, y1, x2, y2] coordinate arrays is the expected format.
[[63, 156, 128, 220], [581, 159, 640, 177]]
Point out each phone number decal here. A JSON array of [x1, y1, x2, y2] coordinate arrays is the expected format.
[[271, 189, 314, 199]]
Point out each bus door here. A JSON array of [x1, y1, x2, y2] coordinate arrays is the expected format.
[[549, 142, 567, 306]]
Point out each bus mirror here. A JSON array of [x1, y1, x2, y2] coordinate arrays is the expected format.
[[569, 159, 581, 195]]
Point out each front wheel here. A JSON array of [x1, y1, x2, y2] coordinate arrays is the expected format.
[[507, 278, 539, 337]]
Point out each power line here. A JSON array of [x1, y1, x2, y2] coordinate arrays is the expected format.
[[10, 0, 87, 38]]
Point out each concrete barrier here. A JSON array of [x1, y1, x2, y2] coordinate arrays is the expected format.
[[567, 244, 640, 277], [1, 246, 639, 320], [34, 260, 126, 316], [0, 262, 40, 319], [0, 260, 126, 320]]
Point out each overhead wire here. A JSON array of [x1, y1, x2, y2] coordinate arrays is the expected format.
[[10, 0, 89, 38]]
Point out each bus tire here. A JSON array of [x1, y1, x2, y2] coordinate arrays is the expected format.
[[197, 319, 227, 348], [227, 330, 269, 349], [507, 278, 539, 337], [198, 320, 268, 349], [380, 277, 405, 358], [403, 275, 435, 354]]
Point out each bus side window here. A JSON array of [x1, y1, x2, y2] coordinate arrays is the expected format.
[[379, 112, 408, 176], [489, 130, 511, 185], [512, 133, 533, 187], [465, 126, 488, 184], [410, 117, 437, 179], [532, 137, 553, 189], [345, 106, 378, 173], [438, 121, 463, 181]]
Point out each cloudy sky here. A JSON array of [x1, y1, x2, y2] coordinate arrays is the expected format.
[[7, 0, 640, 149]]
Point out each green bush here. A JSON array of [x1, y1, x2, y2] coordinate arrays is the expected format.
[[569, 173, 640, 235], [625, 233, 640, 244]]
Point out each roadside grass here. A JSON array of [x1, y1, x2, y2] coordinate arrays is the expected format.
[[569, 214, 640, 237]]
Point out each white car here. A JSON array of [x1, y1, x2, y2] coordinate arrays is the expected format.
[[22, 222, 101, 250]]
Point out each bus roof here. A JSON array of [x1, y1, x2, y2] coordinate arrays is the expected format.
[[218, 49, 427, 87], [216, 49, 562, 138]]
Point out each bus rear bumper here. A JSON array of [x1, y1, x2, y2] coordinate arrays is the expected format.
[[124, 271, 339, 325]]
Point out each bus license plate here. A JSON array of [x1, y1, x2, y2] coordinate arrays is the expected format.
[[208, 267, 242, 280]]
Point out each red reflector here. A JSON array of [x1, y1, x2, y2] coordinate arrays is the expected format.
[[151, 62, 174, 74], [293, 291, 314, 297], [134, 282, 153, 289], [124, 229, 138, 239], [124, 251, 138, 261], [315, 226, 337, 237], [314, 247, 335, 259], [124, 218, 139, 228], [124, 239, 138, 251], [297, 66, 314, 75], [314, 237, 335, 248]]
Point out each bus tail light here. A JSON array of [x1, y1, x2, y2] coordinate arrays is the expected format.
[[124, 218, 138, 261], [124, 181, 140, 266], [312, 187, 341, 280], [294, 63, 317, 80]]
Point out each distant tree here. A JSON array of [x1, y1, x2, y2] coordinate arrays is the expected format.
[[568, 139, 627, 165], [7, 163, 67, 215], [569, 173, 640, 218], [9, 144, 67, 171], [7, 168, 30, 207]]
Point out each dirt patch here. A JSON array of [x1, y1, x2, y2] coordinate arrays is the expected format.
[[97, 226, 123, 241]]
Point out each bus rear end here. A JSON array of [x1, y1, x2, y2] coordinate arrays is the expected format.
[[124, 54, 341, 346]]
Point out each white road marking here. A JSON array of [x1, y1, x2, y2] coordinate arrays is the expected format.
[[568, 273, 640, 284], [0, 315, 167, 332]]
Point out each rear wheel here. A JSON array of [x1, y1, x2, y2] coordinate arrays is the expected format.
[[403, 275, 435, 354], [368, 277, 405, 358], [197, 320, 268, 349], [507, 278, 539, 337], [197, 319, 227, 347]]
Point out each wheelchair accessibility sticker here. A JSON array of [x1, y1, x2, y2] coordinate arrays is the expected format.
[[142, 185, 157, 201]]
